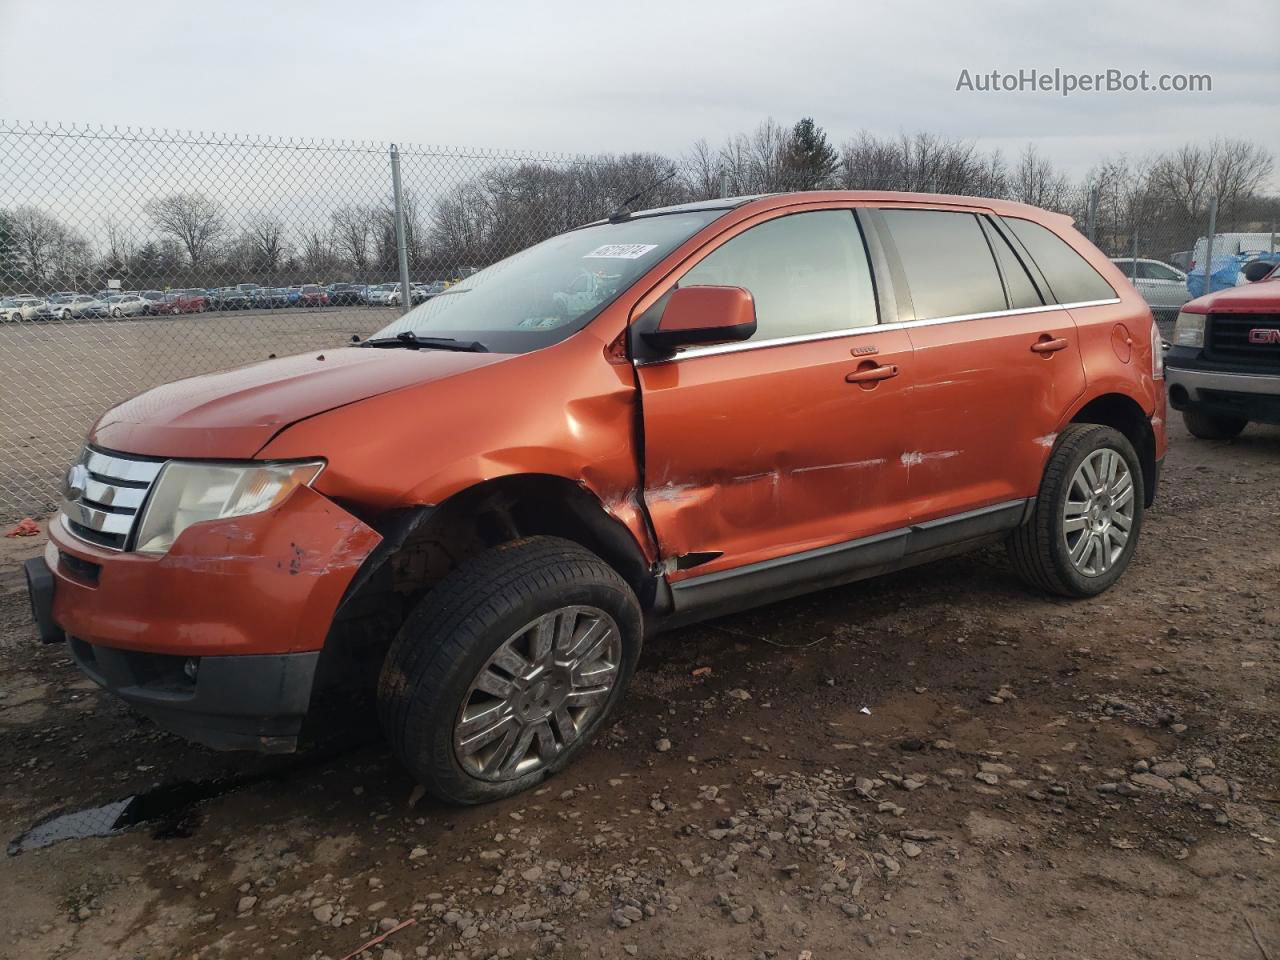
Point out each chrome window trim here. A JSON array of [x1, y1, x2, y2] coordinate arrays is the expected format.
[[638, 298, 1120, 364]]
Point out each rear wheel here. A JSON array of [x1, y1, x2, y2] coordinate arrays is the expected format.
[[1008, 424, 1144, 598], [378, 537, 642, 805], [1182, 409, 1247, 440]]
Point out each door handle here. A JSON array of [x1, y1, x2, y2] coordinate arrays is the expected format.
[[846, 363, 899, 383], [1030, 336, 1069, 354]]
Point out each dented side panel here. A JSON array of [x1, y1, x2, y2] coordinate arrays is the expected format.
[[901, 307, 1087, 523], [256, 327, 659, 565], [636, 330, 916, 579], [48, 485, 381, 656]]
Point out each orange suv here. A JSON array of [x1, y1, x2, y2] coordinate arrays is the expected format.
[[25, 192, 1166, 803]]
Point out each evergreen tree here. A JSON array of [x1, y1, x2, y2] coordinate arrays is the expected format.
[[782, 118, 840, 190]]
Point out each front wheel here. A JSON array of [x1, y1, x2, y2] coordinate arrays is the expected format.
[[1008, 423, 1144, 598], [378, 537, 642, 805], [1182, 409, 1247, 440]]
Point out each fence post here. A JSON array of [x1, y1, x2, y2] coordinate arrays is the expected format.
[[1203, 195, 1217, 295], [389, 144, 413, 316], [1130, 226, 1139, 280], [1086, 187, 1100, 244], [719, 172, 729, 200]]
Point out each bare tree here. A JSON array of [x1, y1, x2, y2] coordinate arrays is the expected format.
[[10, 206, 71, 283], [1010, 144, 1070, 208], [144, 192, 224, 267], [244, 213, 288, 272], [330, 205, 376, 275]]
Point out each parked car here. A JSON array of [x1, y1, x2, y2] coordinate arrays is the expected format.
[[26, 191, 1165, 805], [139, 290, 167, 305], [365, 282, 401, 306], [1, 296, 46, 321], [216, 288, 253, 310], [296, 284, 330, 308], [41, 293, 102, 320], [104, 294, 151, 318], [1166, 258, 1280, 439], [1190, 232, 1278, 276], [163, 290, 209, 314], [253, 287, 292, 309], [1110, 258, 1189, 319], [327, 282, 366, 306]]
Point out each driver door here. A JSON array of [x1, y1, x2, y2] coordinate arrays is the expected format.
[[634, 207, 915, 581]]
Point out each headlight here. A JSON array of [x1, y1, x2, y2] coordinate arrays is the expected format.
[[1172, 310, 1206, 348], [134, 460, 324, 555]]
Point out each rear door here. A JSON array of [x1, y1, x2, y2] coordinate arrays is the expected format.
[[871, 206, 1087, 522], [634, 206, 915, 578]]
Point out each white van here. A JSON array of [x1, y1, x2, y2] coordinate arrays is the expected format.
[[1190, 232, 1278, 270]]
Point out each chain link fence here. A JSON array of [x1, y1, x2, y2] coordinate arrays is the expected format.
[[1, 120, 1273, 519]]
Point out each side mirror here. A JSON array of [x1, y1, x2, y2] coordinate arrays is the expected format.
[[641, 285, 756, 354], [1242, 259, 1275, 283]]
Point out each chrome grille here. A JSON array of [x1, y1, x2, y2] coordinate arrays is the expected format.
[[60, 447, 165, 550]]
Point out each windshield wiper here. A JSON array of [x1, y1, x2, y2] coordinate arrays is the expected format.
[[360, 331, 489, 352]]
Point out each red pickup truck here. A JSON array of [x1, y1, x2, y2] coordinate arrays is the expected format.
[[1166, 259, 1280, 438]]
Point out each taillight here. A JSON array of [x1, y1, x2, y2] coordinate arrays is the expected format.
[[1150, 322, 1164, 380]]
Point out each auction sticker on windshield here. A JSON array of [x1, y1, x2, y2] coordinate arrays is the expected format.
[[583, 244, 658, 259]]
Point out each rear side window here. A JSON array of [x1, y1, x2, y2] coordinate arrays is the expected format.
[[1004, 217, 1116, 304], [880, 210, 1006, 320], [679, 210, 878, 341], [983, 219, 1044, 309]]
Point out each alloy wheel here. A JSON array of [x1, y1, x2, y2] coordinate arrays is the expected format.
[[1062, 447, 1135, 576], [453, 605, 621, 782]]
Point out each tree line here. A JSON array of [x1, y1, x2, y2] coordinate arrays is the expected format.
[[2, 118, 1276, 295]]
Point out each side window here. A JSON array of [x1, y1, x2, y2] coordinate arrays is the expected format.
[[1146, 262, 1180, 281], [679, 210, 877, 340], [1004, 217, 1117, 304], [881, 210, 1006, 320], [983, 218, 1044, 309]]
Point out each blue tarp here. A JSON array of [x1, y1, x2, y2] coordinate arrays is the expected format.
[[1187, 252, 1280, 298]]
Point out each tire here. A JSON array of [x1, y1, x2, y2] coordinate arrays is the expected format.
[[1182, 409, 1247, 440], [1007, 423, 1144, 598], [377, 536, 642, 805], [60, 309, 72, 321], [7, 312, 19, 323], [111, 308, 122, 318]]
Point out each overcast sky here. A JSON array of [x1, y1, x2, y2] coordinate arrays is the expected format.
[[1, 0, 1277, 182]]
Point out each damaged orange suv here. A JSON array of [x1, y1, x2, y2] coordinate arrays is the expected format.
[[26, 192, 1166, 804]]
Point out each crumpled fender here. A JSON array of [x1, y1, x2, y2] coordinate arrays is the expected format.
[[49, 485, 381, 656]]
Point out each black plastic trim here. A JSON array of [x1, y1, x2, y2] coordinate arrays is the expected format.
[[24, 556, 65, 644], [664, 499, 1027, 627]]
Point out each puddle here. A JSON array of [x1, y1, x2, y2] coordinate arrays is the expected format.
[[7, 778, 242, 855], [5, 740, 367, 856]]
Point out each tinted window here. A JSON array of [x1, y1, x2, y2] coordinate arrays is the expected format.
[[678, 211, 877, 341], [1005, 217, 1116, 304], [1145, 262, 1181, 281], [881, 210, 1006, 320], [984, 219, 1043, 309]]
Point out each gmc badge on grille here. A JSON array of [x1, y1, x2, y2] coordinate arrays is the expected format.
[[1248, 328, 1280, 344]]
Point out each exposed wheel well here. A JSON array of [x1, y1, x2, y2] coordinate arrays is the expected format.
[[1070, 394, 1158, 506]]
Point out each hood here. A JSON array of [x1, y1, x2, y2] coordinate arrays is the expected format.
[[91, 346, 508, 459], [1184, 280, 1280, 314]]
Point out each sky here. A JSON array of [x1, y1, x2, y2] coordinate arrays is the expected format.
[[1, 0, 1277, 183]]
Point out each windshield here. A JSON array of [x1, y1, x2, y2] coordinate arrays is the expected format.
[[369, 210, 725, 353]]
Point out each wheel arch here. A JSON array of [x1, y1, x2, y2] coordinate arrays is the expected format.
[[1066, 392, 1157, 507]]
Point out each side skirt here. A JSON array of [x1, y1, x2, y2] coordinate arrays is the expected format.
[[661, 499, 1028, 629]]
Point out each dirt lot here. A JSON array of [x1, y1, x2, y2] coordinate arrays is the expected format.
[[0, 307, 394, 520], [0, 417, 1276, 960]]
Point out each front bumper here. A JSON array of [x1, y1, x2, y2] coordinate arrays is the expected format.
[[29, 485, 383, 750], [68, 631, 320, 752], [28, 552, 321, 750], [1167, 364, 1280, 424]]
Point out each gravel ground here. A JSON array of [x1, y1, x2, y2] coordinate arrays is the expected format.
[[0, 417, 1276, 960]]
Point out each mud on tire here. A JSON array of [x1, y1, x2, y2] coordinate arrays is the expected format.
[[377, 536, 642, 805]]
